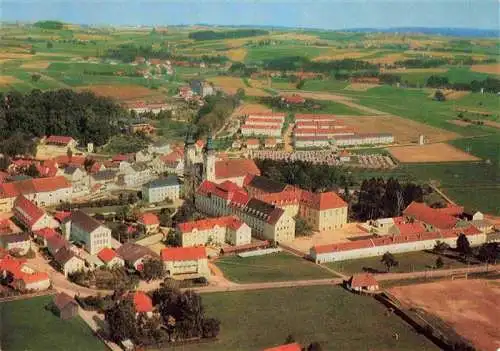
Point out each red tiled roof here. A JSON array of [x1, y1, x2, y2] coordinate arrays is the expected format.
[[0, 256, 49, 285], [195, 139, 205, 148], [313, 240, 374, 254], [263, 343, 302, 351], [54, 155, 86, 167], [111, 154, 134, 162], [403, 202, 458, 229], [265, 138, 277, 145], [33, 227, 57, 239], [131, 291, 153, 313], [36, 161, 58, 178], [295, 114, 338, 120], [161, 246, 207, 261], [46, 135, 75, 145], [394, 221, 426, 236], [54, 211, 71, 222], [435, 204, 464, 216], [98, 247, 117, 263], [294, 127, 355, 135], [440, 225, 482, 238], [299, 190, 347, 211], [246, 112, 285, 117], [282, 95, 305, 104], [246, 118, 284, 124], [349, 273, 378, 289], [178, 216, 244, 233], [246, 139, 260, 145], [241, 124, 282, 130], [215, 159, 260, 179], [90, 162, 104, 174], [140, 213, 160, 226], [13, 195, 46, 228]]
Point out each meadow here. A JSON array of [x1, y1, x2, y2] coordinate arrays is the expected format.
[[175, 286, 438, 351], [215, 252, 335, 283], [0, 295, 107, 351]]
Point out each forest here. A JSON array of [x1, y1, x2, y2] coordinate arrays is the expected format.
[[188, 29, 269, 41], [0, 89, 126, 156]]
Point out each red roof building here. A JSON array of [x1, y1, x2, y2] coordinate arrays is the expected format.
[[130, 291, 153, 313], [263, 343, 302, 351], [403, 201, 459, 230], [54, 155, 86, 167], [214, 159, 260, 181], [161, 246, 207, 261], [0, 176, 72, 200], [13, 195, 46, 230], [282, 94, 306, 104], [139, 213, 160, 226], [0, 256, 50, 290], [97, 247, 118, 263], [45, 136, 76, 146], [178, 216, 244, 233], [348, 273, 379, 290]]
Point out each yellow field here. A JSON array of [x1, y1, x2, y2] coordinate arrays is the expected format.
[[344, 83, 379, 91], [272, 33, 319, 41], [20, 61, 51, 69], [313, 50, 376, 62], [0, 53, 33, 59], [226, 48, 247, 62], [208, 76, 270, 97], [0, 76, 21, 86], [471, 64, 500, 75], [388, 143, 480, 163]]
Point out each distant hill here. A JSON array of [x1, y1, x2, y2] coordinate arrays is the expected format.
[[343, 27, 500, 38], [33, 20, 64, 30]]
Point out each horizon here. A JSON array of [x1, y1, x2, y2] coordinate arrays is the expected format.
[[2, 0, 499, 31]]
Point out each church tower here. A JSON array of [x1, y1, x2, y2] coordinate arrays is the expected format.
[[203, 134, 216, 182], [183, 129, 196, 200]]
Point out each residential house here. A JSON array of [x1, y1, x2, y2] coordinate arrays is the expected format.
[[63, 210, 112, 255], [53, 246, 85, 277], [33, 227, 58, 247], [1, 233, 31, 255], [116, 243, 159, 271], [246, 139, 260, 150], [62, 166, 87, 186], [190, 80, 214, 97], [347, 273, 379, 293], [138, 213, 160, 235], [54, 155, 86, 168], [97, 247, 125, 268], [119, 163, 152, 187], [52, 292, 79, 320], [44, 136, 77, 149], [13, 195, 59, 231], [142, 176, 181, 203], [178, 216, 251, 247], [0, 176, 73, 212], [0, 256, 51, 291], [161, 246, 210, 277], [47, 234, 69, 256], [90, 170, 117, 187]]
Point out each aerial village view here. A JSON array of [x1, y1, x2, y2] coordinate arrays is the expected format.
[[0, 1, 499, 350]]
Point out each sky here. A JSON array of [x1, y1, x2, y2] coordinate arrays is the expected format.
[[1, 0, 499, 30]]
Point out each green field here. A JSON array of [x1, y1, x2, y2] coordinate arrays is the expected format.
[[176, 286, 438, 351], [215, 252, 335, 283], [325, 251, 468, 275], [245, 45, 329, 63], [0, 295, 107, 351]]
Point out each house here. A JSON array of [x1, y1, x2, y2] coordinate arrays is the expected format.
[[155, 151, 184, 175], [62, 166, 86, 183], [211, 159, 261, 187], [119, 163, 152, 187], [97, 247, 125, 268], [0, 256, 51, 291], [403, 201, 460, 230], [63, 210, 112, 255], [0, 219, 22, 236], [1, 233, 31, 255], [338, 150, 351, 162], [44, 135, 77, 149], [138, 213, 160, 234], [116, 243, 159, 271], [90, 170, 117, 186], [13, 195, 59, 231], [52, 292, 79, 320], [347, 273, 379, 293], [190, 80, 214, 97], [178, 216, 251, 247], [282, 94, 305, 105], [0, 176, 73, 212], [129, 291, 154, 317], [54, 155, 86, 168], [264, 138, 277, 149], [161, 246, 210, 277], [142, 176, 181, 203], [263, 343, 302, 351], [53, 246, 85, 277], [33, 227, 58, 247], [148, 142, 171, 155], [246, 139, 260, 150], [46, 234, 69, 256]]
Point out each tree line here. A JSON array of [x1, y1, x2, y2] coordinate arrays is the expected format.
[[0, 89, 126, 155], [426, 75, 500, 93], [262, 56, 377, 73], [188, 29, 269, 41]]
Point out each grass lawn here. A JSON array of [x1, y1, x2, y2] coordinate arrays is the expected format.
[[325, 251, 468, 275], [302, 79, 350, 92], [175, 286, 438, 351], [245, 45, 329, 63], [215, 252, 335, 283], [0, 295, 107, 351]]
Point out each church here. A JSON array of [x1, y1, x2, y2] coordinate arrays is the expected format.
[[183, 131, 261, 199]]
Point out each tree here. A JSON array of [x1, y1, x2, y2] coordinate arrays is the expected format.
[[31, 74, 41, 82], [296, 80, 305, 89], [201, 318, 221, 338], [159, 208, 173, 227], [83, 157, 96, 172], [381, 252, 399, 272], [142, 258, 165, 281], [22, 163, 41, 178], [477, 243, 498, 264], [284, 334, 296, 344], [165, 231, 182, 247], [433, 241, 450, 254], [235, 88, 245, 100], [456, 234, 472, 259], [295, 217, 313, 237], [434, 90, 446, 101], [66, 147, 73, 161], [435, 256, 444, 269], [46, 41, 53, 49], [105, 298, 138, 343]]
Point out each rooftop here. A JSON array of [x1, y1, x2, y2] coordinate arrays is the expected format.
[[161, 246, 207, 261]]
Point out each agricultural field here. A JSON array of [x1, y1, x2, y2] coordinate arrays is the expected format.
[[388, 143, 480, 163], [215, 252, 335, 283], [207, 76, 270, 96], [390, 279, 500, 351], [178, 286, 438, 351], [0, 295, 107, 351], [325, 251, 469, 275]]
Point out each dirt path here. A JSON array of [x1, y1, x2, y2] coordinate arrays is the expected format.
[[283, 122, 294, 152]]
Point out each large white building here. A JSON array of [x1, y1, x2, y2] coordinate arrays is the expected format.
[[63, 210, 112, 255], [142, 176, 181, 203], [178, 215, 251, 247], [161, 246, 210, 277]]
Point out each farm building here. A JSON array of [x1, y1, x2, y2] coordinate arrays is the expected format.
[[51, 292, 79, 320], [347, 273, 379, 293]]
